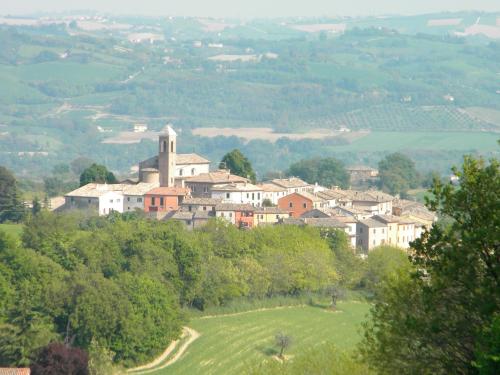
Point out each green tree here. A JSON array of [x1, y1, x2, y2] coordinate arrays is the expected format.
[[378, 152, 420, 196], [79, 164, 117, 187], [362, 245, 411, 294], [219, 149, 256, 183], [275, 332, 292, 359], [361, 155, 500, 374], [32, 197, 42, 216], [326, 230, 365, 289], [287, 158, 350, 189], [0, 166, 25, 223]]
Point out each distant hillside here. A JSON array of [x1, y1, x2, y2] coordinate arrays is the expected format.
[[0, 12, 498, 178]]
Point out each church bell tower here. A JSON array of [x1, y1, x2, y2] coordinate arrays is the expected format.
[[158, 125, 177, 187]]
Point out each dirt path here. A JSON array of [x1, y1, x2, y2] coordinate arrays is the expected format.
[[198, 305, 307, 319], [127, 327, 200, 374]]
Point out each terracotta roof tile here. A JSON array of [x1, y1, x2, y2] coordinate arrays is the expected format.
[[0, 369, 31, 375]]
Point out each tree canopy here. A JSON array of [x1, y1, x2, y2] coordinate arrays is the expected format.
[[0, 166, 25, 223], [79, 164, 117, 187], [286, 158, 350, 189], [219, 149, 256, 183], [378, 152, 420, 196], [0, 212, 343, 368], [361, 155, 500, 374]]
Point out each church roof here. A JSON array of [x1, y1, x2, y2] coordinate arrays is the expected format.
[[176, 153, 210, 165], [139, 153, 210, 168], [184, 170, 248, 184]]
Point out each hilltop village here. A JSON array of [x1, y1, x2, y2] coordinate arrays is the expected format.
[[63, 126, 435, 252]]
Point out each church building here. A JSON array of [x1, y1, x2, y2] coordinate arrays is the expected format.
[[138, 125, 210, 186]]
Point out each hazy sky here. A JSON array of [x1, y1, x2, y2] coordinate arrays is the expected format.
[[2, 0, 500, 18]]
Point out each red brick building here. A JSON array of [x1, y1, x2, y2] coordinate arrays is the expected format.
[[144, 187, 190, 213], [278, 192, 326, 218]]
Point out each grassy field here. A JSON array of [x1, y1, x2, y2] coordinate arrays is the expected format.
[[333, 131, 499, 153], [0, 223, 23, 239], [149, 301, 370, 375]]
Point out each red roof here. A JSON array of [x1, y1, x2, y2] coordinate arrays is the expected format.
[[146, 187, 190, 196]]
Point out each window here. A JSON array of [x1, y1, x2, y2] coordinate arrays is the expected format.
[[373, 229, 376, 234], [88, 199, 91, 203], [162, 141, 167, 152], [360, 227, 363, 233], [127, 197, 130, 202], [191, 168, 195, 175], [289, 202, 293, 208], [110, 199, 113, 203], [258, 193, 261, 200], [303, 203, 307, 209], [179, 169, 183, 176], [247, 193, 249, 199], [252, 193, 255, 200], [71, 197, 75, 203], [221, 213, 225, 217], [151, 197, 156, 206], [382, 228, 385, 234], [276, 215, 279, 219], [204, 186, 208, 193], [203, 206, 207, 211], [226, 193, 230, 199], [137, 198, 142, 203], [188, 205, 192, 212], [170, 141, 174, 152], [160, 197, 164, 206], [229, 212, 233, 217]]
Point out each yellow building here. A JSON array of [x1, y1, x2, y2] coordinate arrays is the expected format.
[[254, 207, 290, 226]]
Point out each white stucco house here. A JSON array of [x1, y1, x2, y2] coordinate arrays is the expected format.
[[64, 183, 125, 216], [210, 183, 263, 207]]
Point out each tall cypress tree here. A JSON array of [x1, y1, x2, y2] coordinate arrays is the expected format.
[[0, 166, 25, 223]]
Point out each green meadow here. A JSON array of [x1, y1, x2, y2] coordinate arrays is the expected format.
[[148, 301, 370, 375]]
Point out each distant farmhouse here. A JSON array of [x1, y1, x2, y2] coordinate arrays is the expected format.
[[63, 125, 436, 249]]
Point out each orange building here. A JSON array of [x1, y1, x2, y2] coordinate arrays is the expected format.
[[278, 192, 326, 218], [144, 187, 190, 213]]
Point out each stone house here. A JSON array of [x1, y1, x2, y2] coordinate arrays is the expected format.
[[180, 197, 222, 214], [269, 177, 312, 195], [184, 170, 248, 198], [357, 218, 389, 252]]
